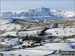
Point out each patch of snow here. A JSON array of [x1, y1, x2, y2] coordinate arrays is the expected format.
[[0, 19, 10, 25], [45, 28, 75, 36], [18, 30, 41, 37], [0, 31, 17, 37], [0, 23, 21, 31]]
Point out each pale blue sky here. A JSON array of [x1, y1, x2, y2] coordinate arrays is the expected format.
[[1, 0, 74, 12]]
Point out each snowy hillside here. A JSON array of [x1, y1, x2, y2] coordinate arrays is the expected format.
[[45, 28, 75, 36], [51, 9, 75, 17], [1, 43, 75, 56], [14, 7, 52, 17], [1, 12, 13, 18]]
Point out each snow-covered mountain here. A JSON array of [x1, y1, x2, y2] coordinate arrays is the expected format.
[[1, 7, 75, 22], [1, 12, 13, 18], [51, 9, 75, 17], [14, 7, 52, 17]]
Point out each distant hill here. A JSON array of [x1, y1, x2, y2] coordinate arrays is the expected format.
[[1, 7, 75, 22]]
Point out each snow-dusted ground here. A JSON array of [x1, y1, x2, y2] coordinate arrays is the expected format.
[[0, 49, 54, 56], [0, 38, 19, 46], [45, 28, 75, 36], [0, 28, 75, 37], [0, 43, 75, 56], [0, 23, 21, 31], [66, 38, 75, 42], [18, 30, 41, 37], [0, 19, 10, 25], [44, 43, 75, 51], [0, 20, 74, 37], [0, 31, 17, 36]]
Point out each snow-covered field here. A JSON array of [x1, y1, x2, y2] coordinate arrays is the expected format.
[[0, 31, 17, 37], [45, 28, 75, 36], [0, 43, 75, 56], [0, 49, 54, 56], [0, 19, 10, 25], [0, 28, 75, 37], [0, 22, 21, 31], [0, 27, 75, 37]]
